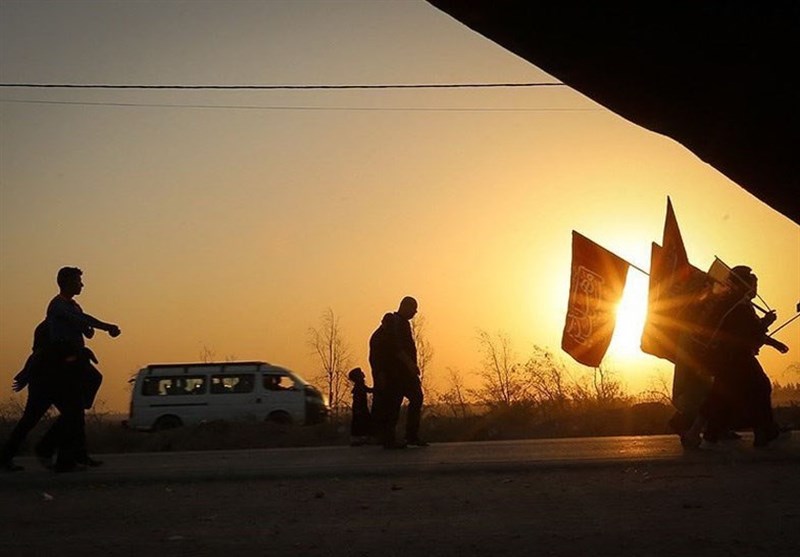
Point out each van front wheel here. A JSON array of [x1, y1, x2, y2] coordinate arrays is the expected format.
[[267, 411, 292, 425], [153, 415, 183, 431]]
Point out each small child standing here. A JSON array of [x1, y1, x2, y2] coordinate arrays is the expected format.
[[347, 367, 373, 446]]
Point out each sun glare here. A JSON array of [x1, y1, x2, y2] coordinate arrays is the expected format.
[[607, 272, 649, 360]]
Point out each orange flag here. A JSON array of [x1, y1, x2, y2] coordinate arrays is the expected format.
[[663, 196, 689, 267], [640, 244, 708, 361], [641, 198, 711, 362], [562, 231, 630, 367]]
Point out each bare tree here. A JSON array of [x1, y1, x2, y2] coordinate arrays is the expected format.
[[475, 330, 529, 406], [569, 374, 596, 406], [637, 370, 673, 404], [199, 344, 216, 363], [307, 308, 352, 413], [411, 313, 434, 400], [438, 367, 471, 418], [199, 344, 237, 363], [524, 345, 569, 408], [593, 365, 625, 403]]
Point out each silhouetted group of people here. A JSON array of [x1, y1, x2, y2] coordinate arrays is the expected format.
[[1, 267, 121, 472], [669, 265, 789, 449], [347, 296, 428, 449], [4, 263, 789, 472]]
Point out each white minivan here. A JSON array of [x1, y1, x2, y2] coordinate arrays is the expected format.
[[126, 361, 329, 431]]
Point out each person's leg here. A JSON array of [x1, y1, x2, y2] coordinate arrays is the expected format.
[[35, 413, 64, 462], [382, 387, 405, 449], [667, 411, 692, 435], [1, 385, 51, 469], [676, 382, 710, 448], [73, 408, 103, 465], [752, 370, 779, 447], [350, 410, 370, 446], [48, 402, 84, 472], [681, 415, 706, 449], [38, 410, 101, 468], [404, 378, 427, 445], [48, 368, 86, 472], [370, 388, 387, 440], [702, 374, 734, 443]]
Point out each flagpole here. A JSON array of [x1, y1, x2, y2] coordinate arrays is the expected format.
[[624, 260, 650, 277], [769, 312, 800, 337], [713, 256, 772, 312]]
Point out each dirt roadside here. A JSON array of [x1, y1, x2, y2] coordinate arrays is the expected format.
[[2, 459, 798, 557]]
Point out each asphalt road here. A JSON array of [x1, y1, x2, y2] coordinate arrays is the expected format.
[[2, 432, 798, 485], [2, 433, 799, 557]]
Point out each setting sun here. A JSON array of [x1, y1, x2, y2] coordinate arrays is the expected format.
[[607, 272, 651, 362]]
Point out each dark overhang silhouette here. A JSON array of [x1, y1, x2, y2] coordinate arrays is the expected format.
[[429, 1, 799, 224]]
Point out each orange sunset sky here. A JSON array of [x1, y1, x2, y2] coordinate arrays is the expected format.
[[1, 1, 798, 413]]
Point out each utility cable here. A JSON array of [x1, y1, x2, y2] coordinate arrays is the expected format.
[[0, 82, 565, 90], [0, 98, 596, 112]]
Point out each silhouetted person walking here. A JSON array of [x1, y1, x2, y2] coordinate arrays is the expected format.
[[369, 312, 401, 448], [347, 367, 373, 446], [1, 321, 52, 471], [668, 281, 723, 449], [703, 266, 788, 447], [368, 297, 427, 449], [1, 267, 121, 472], [393, 296, 427, 446]]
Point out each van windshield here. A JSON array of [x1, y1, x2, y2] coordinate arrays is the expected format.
[[266, 368, 308, 386], [263, 374, 298, 391]]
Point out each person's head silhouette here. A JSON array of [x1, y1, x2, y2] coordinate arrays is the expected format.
[[348, 368, 365, 383], [57, 267, 83, 297], [730, 265, 757, 299], [397, 296, 418, 320]]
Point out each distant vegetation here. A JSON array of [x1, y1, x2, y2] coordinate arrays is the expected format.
[[3, 320, 797, 454], [1, 386, 798, 455]]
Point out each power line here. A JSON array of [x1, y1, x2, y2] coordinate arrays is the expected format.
[[0, 82, 564, 90], [0, 98, 597, 112]]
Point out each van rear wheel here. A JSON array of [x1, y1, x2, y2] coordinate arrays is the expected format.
[[267, 411, 292, 425], [153, 415, 183, 431]]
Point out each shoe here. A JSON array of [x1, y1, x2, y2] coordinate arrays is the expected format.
[[721, 430, 742, 441], [2, 460, 24, 472], [406, 438, 429, 447], [76, 456, 104, 467]]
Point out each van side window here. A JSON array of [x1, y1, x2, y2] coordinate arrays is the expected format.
[[142, 376, 206, 396], [183, 377, 207, 394], [210, 374, 255, 394], [264, 374, 294, 391]]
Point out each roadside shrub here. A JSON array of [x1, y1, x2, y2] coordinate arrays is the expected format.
[[3, 400, 797, 454]]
